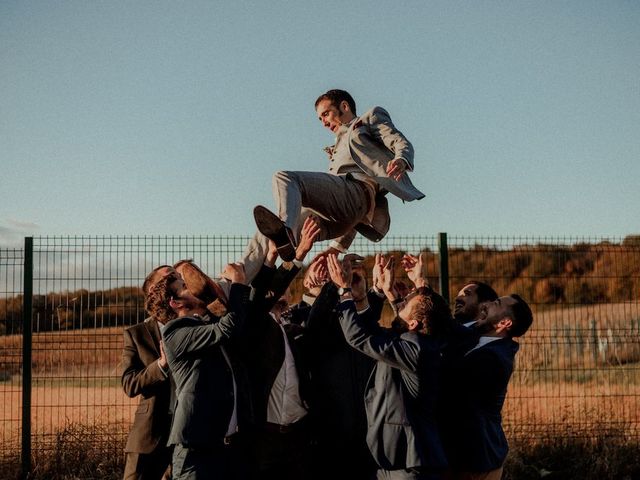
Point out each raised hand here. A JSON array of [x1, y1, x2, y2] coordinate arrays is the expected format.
[[312, 246, 341, 263], [380, 255, 396, 298], [266, 240, 278, 267], [386, 158, 407, 181], [296, 216, 322, 261], [372, 253, 385, 292], [303, 257, 329, 289], [401, 253, 427, 288], [158, 340, 168, 369], [327, 253, 352, 289], [221, 262, 246, 285]]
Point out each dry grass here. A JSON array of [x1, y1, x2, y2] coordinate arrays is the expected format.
[[0, 326, 125, 377], [504, 436, 640, 479], [503, 382, 640, 441], [0, 421, 127, 480], [517, 302, 640, 371], [1, 385, 137, 461]]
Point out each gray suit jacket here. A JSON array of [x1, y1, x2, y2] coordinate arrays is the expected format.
[[162, 283, 251, 447], [336, 300, 447, 472]]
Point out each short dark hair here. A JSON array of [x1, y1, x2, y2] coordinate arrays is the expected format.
[[467, 280, 498, 303], [315, 89, 357, 115], [351, 270, 368, 292], [506, 294, 533, 337]]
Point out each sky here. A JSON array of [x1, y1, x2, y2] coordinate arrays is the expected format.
[[1, 0, 639, 248]]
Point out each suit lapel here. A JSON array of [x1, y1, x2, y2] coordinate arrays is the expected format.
[[143, 317, 162, 355]]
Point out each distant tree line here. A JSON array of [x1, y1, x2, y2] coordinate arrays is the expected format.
[[1, 237, 639, 334], [0, 287, 144, 335]]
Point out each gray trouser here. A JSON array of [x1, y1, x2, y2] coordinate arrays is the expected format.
[[241, 170, 369, 282]]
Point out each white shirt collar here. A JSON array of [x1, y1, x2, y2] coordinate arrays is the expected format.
[[466, 336, 501, 355]]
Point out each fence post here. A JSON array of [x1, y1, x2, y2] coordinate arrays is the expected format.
[[21, 237, 33, 479], [438, 232, 450, 303], [590, 318, 599, 368]]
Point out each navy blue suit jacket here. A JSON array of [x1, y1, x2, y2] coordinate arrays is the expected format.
[[440, 336, 519, 472], [336, 299, 447, 471]]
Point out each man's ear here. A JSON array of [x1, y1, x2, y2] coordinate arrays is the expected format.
[[496, 317, 513, 334], [169, 297, 182, 311], [339, 100, 350, 113]]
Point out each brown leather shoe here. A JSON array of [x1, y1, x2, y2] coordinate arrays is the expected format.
[[253, 205, 297, 262]]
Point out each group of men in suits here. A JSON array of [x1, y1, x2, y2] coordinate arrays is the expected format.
[[122, 252, 532, 480], [121, 89, 533, 479]]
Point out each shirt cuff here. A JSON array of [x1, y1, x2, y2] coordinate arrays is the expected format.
[[371, 286, 386, 298], [397, 157, 413, 172], [157, 360, 169, 378], [329, 241, 347, 253]]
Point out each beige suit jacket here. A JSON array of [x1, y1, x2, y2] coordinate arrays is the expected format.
[[335, 106, 424, 245], [347, 106, 424, 202]]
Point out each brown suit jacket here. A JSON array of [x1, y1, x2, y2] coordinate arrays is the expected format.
[[122, 317, 172, 454]]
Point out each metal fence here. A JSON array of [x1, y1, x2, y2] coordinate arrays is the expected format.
[[1, 234, 639, 478]]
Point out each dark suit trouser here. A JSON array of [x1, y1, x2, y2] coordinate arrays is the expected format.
[[172, 439, 253, 480], [377, 468, 443, 480], [311, 440, 377, 480], [253, 421, 312, 480], [444, 467, 503, 480], [123, 445, 172, 480]]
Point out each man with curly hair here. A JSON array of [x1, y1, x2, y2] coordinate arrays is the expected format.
[[147, 265, 253, 480], [121, 265, 176, 480]]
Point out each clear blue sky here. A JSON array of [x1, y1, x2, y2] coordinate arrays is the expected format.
[[1, 0, 639, 247]]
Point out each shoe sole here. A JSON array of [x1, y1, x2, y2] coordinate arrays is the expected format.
[[253, 206, 296, 261]]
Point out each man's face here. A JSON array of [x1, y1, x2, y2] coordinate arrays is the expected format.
[[454, 283, 480, 322], [316, 99, 354, 134], [397, 293, 422, 328], [475, 296, 516, 334], [170, 276, 206, 312]]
